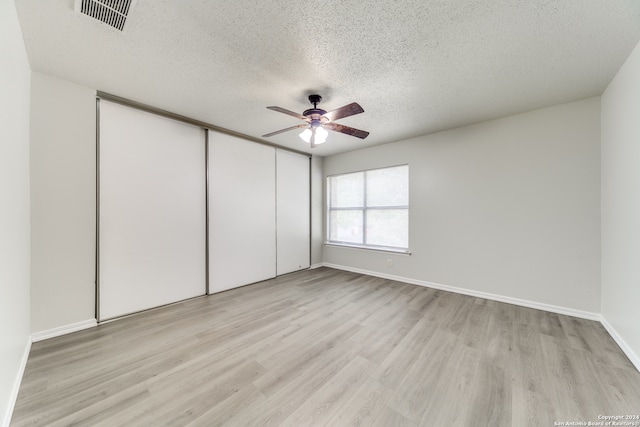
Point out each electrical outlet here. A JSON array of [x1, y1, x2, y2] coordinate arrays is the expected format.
[[387, 259, 393, 268]]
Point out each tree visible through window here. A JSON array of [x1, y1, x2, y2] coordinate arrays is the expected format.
[[327, 164, 409, 251]]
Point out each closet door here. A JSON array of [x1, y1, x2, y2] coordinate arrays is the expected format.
[[99, 100, 206, 320], [276, 149, 310, 275], [208, 130, 276, 293]]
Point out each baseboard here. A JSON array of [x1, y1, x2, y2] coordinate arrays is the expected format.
[[600, 316, 640, 372], [2, 336, 31, 427], [322, 263, 601, 321], [309, 263, 324, 270], [31, 319, 97, 343]]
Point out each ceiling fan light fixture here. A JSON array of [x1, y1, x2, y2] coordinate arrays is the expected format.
[[300, 125, 328, 145]]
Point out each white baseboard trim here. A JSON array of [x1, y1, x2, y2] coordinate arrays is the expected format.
[[322, 263, 601, 321], [600, 316, 640, 372], [309, 263, 324, 270], [2, 336, 31, 427], [31, 319, 97, 343]]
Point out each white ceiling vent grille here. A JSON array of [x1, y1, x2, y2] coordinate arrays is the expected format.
[[75, 0, 136, 31]]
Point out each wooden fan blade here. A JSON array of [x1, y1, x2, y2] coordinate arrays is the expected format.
[[266, 106, 309, 121], [323, 102, 364, 122], [262, 124, 308, 138], [324, 122, 369, 139]]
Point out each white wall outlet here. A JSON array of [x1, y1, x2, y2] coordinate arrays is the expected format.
[[387, 259, 393, 268]]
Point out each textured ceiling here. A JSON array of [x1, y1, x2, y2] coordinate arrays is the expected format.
[[15, 0, 640, 156]]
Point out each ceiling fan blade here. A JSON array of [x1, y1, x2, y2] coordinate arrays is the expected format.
[[323, 102, 364, 122], [262, 124, 308, 138], [324, 122, 369, 139], [266, 106, 309, 121]]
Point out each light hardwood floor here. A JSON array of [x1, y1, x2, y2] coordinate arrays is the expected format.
[[12, 267, 640, 426]]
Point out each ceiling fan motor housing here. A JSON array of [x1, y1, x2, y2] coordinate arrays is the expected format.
[[303, 95, 328, 123], [303, 109, 328, 121]]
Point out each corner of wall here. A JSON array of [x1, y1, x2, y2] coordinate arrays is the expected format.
[[600, 316, 640, 372], [600, 38, 640, 374], [1, 338, 31, 427]]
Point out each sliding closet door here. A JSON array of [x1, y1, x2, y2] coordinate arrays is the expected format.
[[208, 130, 276, 293], [99, 100, 206, 320], [276, 149, 310, 275]]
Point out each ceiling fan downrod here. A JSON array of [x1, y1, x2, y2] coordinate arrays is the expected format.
[[308, 94, 322, 109], [303, 94, 327, 118]]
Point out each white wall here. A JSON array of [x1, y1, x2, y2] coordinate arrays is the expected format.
[[324, 98, 601, 314], [601, 40, 640, 369], [0, 1, 31, 425], [30, 72, 96, 333], [311, 155, 324, 266]]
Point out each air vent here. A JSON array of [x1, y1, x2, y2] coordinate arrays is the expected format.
[[75, 0, 136, 31]]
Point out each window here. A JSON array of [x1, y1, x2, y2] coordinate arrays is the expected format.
[[327, 164, 409, 252]]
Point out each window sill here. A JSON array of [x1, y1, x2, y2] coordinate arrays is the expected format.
[[324, 242, 411, 255]]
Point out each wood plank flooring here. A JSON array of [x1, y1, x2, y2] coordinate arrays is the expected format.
[[11, 267, 640, 426]]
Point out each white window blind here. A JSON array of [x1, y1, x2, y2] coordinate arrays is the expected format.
[[327, 164, 409, 251]]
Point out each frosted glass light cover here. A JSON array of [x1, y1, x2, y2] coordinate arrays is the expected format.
[[315, 126, 328, 143], [299, 128, 311, 142], [299, 126, 327, 144]]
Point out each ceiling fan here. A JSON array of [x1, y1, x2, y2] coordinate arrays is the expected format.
[[262, 94, 369, 148]]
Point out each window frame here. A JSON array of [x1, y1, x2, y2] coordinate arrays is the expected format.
[[326, 164, 410, 254]]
